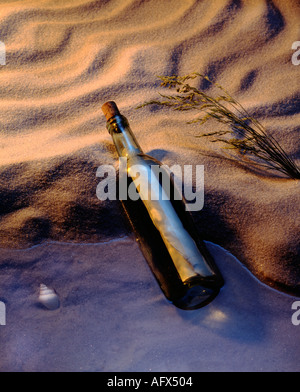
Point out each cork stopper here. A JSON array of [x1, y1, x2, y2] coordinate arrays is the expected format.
[[101, 101, 121, 121]]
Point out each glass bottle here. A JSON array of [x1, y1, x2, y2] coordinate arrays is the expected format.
[[102, 101, 224, 310]]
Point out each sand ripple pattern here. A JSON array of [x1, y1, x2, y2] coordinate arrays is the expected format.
[[0, 0, 299, 294]]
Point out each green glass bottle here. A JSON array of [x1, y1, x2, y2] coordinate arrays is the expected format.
[[102, 101, 224, 310]]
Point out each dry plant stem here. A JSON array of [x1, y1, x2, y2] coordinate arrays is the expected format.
[[138, 73, 300, 180]]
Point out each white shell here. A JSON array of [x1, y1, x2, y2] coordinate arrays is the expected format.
[[39, 284, 60, 310]]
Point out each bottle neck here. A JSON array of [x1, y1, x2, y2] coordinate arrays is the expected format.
[[107, 115, 143, 158]]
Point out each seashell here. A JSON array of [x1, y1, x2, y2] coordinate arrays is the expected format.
[[39, 284, 60, 310]]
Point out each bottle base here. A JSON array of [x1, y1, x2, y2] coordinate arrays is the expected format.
[[172, 279, 221, 310]]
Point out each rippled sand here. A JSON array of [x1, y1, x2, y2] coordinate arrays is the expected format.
[[0, 0, 300, 373], [0, 1, 299, 306]]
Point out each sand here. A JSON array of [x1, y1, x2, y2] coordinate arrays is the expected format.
[[0, 0, 299, 372], [0, 239, 299, 372]]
